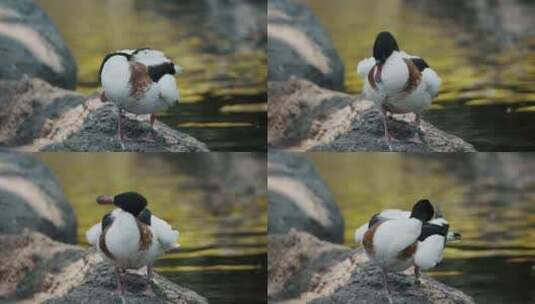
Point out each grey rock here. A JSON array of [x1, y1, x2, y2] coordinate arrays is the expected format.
[[0, 78, 208, 152], [0, 231, 208, 304], [268, 0, 344, 90], [268, 230, 475, 304], [0, 0, 77, 89], [268, 152, 344, 244], [268, 78, 476, 152], [0, 151, 76, 244]]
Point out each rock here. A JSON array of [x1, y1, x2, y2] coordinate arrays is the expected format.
[[268, 152, 344, 244], [268, 78, 476, 152], [268, 230, 475, 304], [0, 78, 209, 152], [0, 0, 77, 89], [268, 0, 344, 90], [0, 231, 208, 304], [0, 151, 76, 244]]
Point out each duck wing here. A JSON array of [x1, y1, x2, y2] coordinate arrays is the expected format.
[[355, 209, 411, 243], [85, 223, 101, 246], [151, 215, 180, 251], [357, 57, 376, 78]]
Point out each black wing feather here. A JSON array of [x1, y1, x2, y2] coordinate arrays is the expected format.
[[138, 208, 152, 226], [101, 212, 114, 230], [147, 62, 176, 82], [411, 58, 430, 72], [418, 223, 449, 241]]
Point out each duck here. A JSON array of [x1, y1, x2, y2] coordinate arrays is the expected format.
[[85, 192, 179, 295], [356, 32, 441, 150], [98, 48, 182, 141], [354, 199, 460, 303]]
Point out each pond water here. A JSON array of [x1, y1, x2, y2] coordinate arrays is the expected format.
[[37, 153, 268, 304], [304, 0, 535, 151], [308, 153, 535, 304], [35, 0, 267, 152]]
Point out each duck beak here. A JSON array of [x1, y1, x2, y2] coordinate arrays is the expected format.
[[97, 195, 114, 205]]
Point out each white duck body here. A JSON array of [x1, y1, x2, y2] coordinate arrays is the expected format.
[[357, 51, 441, 114], [86, 208, 179, 269], [356, 209, 452, 272], [354, 209, 410, 243], [99, 48, 181, 115], [414, 217, 448, 270], [366, 218, 422, 272]]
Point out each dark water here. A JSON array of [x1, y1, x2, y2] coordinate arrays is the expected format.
[[305, 0, 535, 151], [37, 153, 267, 304], [35, 0, 267, 152], [308, 153, 535, 304]]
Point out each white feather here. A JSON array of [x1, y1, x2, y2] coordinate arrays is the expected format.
[[355, 209, 410, 244], [158, 74, 180, 106], [357, 57, 376, 78], [151, 215, 180, 251], [415, 234, 445, 270], [380, 51, 409, 95], [104, 210, 142, 267], [371, 218, 422, 272], [85, 223, 101, 246], [101, 55, 131, 103], [85, 208, 179, 269], [354, 223, 368, 243], [423, 68, 441, 97], [133, 49, 171, 66]]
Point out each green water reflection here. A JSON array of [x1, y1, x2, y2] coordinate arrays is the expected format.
[[307, 153, 535, 304], [304, 0, 535, 151], [37, 153, 267, 304], [34, 0, 267, 151]]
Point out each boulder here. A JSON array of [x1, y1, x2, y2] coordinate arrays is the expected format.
[[0, 78, 208, 152], [0, 151, 76, 244], [268, 78, 476, 152], [268, 152, 344, 244], [0, 0, 77, 89], [268, 230, 475, 304], [268, 0, 344, 90], [0, 231, 208, 304]]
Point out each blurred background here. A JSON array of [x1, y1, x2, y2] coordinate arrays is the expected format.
[[304, 0, 535, 151], [34, 0, 267, 151], [306, 153, 535, 304], [36, 153, 267, 304]]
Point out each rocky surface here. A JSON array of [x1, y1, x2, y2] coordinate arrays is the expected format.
[[268, 152, 344, 244], [268, 230, 476, 304], [268, 78, 476, 152], [268, 0, 344, 90], [0, 78, 208, 152], [0, 231, 208, 304], [0, 0, 77, 89], [0, 151, 76, 244]]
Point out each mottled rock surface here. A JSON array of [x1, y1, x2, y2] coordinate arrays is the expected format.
[[268, 152, 344, 244], [268, 0, 344, 90], [0, 231, 208, 304], [268, 230, 476, 304], [0, 0, 77, 89], [268, 78, 476, 152], [0, 151, 76, 243], [0, 78, 208, 152]]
